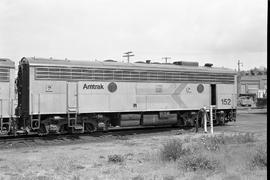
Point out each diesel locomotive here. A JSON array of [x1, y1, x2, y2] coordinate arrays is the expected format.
[[0, 58, 15, 135], [1, 57, 237, 135]]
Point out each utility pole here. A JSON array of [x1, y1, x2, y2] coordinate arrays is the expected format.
[[123, 51, 134, 63], [162, 57, 171, 63], [237, 60, 243, 73], [237, 60, 243, 98]]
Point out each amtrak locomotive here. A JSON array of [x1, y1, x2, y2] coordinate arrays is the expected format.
[[0, 57, 237, 135], [0, 58, 15, 135]]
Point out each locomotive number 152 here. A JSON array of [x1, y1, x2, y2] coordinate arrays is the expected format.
[[221, 98, 231, 105]]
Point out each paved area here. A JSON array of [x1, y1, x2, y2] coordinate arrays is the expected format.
[[237, 108, 267, 114]]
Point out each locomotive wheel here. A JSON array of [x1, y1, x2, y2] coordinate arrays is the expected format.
[[218, 113, 225, 125], [37, 123, 48, 136], [224, 111, 232, 122], [180, 112, 197, 126], [59, 124, 68, 134], [84, 122, 97, 133], [190, 113, 198, 127]]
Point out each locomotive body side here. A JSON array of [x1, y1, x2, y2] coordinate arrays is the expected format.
[[0, 59, 15, 134], [16, 57, 237, 134], [77, 81, 212, 113]]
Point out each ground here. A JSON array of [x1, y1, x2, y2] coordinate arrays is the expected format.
[[0, 111, 267, 180]]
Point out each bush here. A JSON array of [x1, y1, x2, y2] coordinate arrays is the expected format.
[[200, 135, 224, 151], [200, 133, 256, 151], [54, 157, 81, 173], [108, 154, 125, 163], [160, 139, 190, 161], [180, 154, 220, 172], [231, 133, 256, 144], [248, 144, 267, 169], [132, 175, 144, 180]]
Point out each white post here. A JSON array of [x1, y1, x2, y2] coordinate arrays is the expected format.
[[210, 105, 214, 134], [203, 107, 207, 133]]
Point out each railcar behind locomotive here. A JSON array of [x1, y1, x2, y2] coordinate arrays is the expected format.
[[14, 57, 237, 135], [0, 58, 15, 135]]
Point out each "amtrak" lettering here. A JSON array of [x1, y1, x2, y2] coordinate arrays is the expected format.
[[83, 84, 104, 90]]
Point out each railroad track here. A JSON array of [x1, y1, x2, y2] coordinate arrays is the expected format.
[[0, 126, 195, 149]]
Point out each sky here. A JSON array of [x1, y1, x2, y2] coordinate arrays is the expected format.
[[0, 0, 267, 70]]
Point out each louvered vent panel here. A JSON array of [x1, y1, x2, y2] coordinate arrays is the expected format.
[[35, 67, 235, 84], [0, 68, 10, 82]]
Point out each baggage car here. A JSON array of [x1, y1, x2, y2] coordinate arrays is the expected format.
[[0, 58, 15, 134], [16, 57, 237, 134]]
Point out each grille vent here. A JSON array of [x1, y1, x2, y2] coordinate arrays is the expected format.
[[0, 68, 9, 82], [35, 67, 235, 84]]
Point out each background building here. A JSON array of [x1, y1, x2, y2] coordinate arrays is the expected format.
[[240, 75, 267, 96], [238, 75, 267, 108]]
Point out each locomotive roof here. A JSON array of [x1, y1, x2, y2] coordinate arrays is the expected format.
[[0, 58, 15, 68], [21, 57, 236, 74]]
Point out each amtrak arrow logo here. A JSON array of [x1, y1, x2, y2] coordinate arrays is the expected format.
[[171, 83, 187, 107]]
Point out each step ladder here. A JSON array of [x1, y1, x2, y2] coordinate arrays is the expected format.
[[31, 114, 40, 130], [205, 106, 216, 124], [0, 116, 11, 133], [0, 99, 11, 133], [67, 109, 78, 127], [67, 109, 84, 133], [212, 107, 217, 121]]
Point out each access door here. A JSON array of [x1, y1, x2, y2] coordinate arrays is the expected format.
[[67, 82, 78, 110], [0, 99, 2, 118], [210, 84, 216, 106]]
